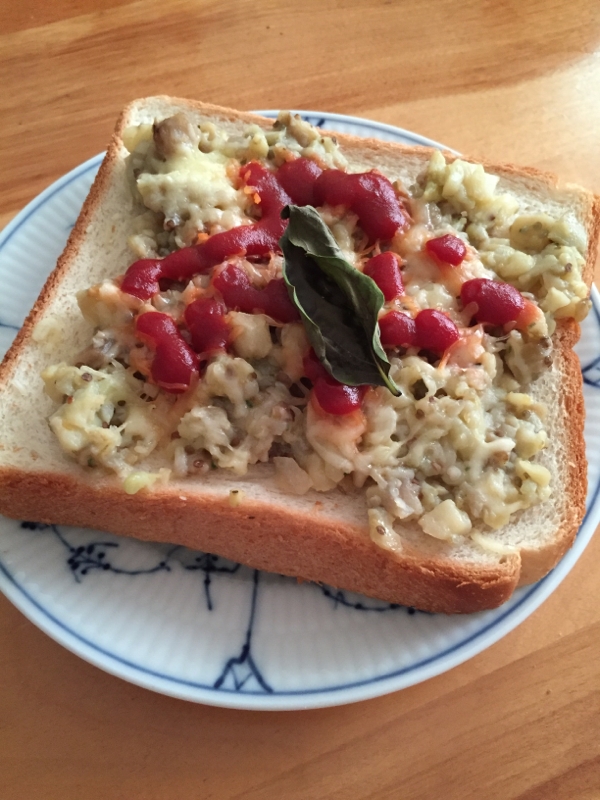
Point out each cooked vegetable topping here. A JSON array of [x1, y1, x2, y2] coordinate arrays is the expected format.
[[43, 112, 591, 552]]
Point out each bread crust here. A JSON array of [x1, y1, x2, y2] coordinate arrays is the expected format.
[[517, 321, 587, 585], [0, 467, 519, 614], [0, 96, 598, 613]]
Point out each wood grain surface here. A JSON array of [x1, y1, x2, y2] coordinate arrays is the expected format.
[[1, 1, 600, 797]]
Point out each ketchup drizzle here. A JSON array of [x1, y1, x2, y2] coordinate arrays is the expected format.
[[121, 156, 409, 401], [121, 163, 291, 300], [135, 312, 198, 394]]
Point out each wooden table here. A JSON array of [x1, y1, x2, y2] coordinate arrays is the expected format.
[[2, 1, 600, 797]]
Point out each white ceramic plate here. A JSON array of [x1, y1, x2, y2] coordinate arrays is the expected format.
[[1, 112, 599, 711]]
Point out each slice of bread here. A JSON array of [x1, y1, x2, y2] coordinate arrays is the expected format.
[[0, 96, 598, 613]]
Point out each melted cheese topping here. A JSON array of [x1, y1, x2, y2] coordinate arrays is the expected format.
[[42, 113, 590, 553]]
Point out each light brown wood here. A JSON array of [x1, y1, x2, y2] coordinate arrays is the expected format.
[[1, 0, 600, 796]]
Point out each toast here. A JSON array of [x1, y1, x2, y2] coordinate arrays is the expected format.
[[0, 96, 598, 614]]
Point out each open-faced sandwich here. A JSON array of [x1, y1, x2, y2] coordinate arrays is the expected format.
[[0, 97, 598, 613]]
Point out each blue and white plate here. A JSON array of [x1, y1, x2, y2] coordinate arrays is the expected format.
[[0, 113, 599, 711]]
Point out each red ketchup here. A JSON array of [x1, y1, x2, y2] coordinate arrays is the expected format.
[[121, 162, 292, 300], [378, 311, 416, 348], [212, 264, 299, 323], [122, 156, 412, 401], [379, 309, 459, 355], [121, 159, 407, 302], [135, 312, 198, 393], [414, 309, 460, 354], [461, 278, 525, 325], [313, 378, 367, 415], [313, 170, 407, 241], [276, 157, 323, 206], [303, 349, 366, 415], [425, 234, 467, 266], [184, 297, 229, 355], [363, 252, 404, 300], [276, 157, 408, 247], [302, 348, 329, 382]]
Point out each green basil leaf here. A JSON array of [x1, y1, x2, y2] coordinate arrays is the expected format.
[[280, 205, 399, 395]]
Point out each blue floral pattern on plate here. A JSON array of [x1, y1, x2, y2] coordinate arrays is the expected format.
[[0, 113, 599, 710]]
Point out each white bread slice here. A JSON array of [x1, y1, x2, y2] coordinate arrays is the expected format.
[[0, 96, 598, 614]]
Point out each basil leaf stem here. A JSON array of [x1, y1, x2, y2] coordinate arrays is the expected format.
[[281, 205, 399, 395]]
